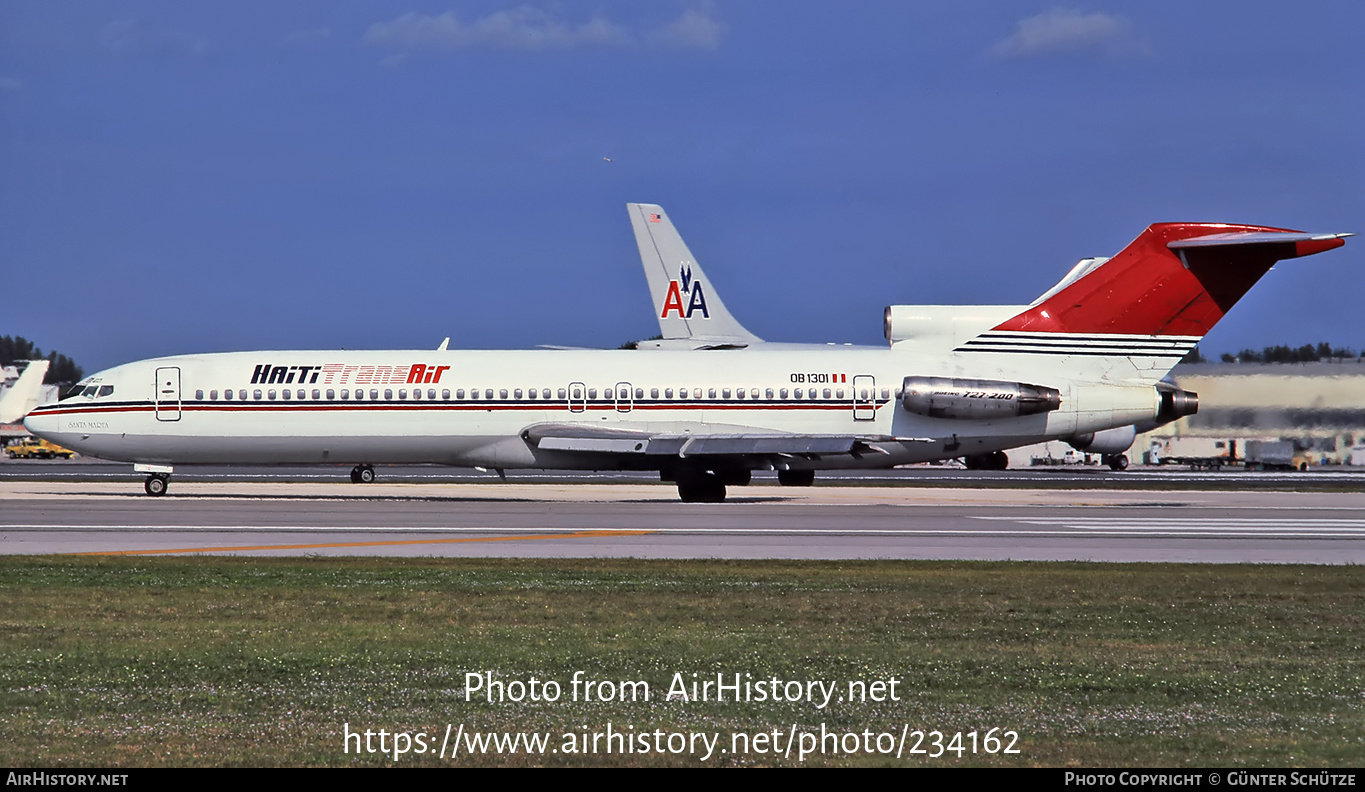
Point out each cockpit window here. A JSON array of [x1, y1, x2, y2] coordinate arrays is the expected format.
[[97, 385, 114, 397], [81, 386, 99, 398], [63, 381, 93, 401]]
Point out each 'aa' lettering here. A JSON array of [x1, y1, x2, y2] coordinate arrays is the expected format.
[[686, 282, 709, 318], [661, 282, 685, 318]]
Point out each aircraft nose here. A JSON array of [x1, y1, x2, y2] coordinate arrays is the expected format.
[[23, 409, 56, 438]]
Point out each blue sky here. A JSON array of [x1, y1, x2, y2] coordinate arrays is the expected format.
[[3, 2, 1362, 372]]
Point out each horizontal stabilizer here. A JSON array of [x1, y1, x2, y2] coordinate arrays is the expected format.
[[992, 223, 1351, 338]]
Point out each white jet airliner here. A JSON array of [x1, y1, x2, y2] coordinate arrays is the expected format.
[[24, 209, 1350, 501], [626, 203, 1179, 470]]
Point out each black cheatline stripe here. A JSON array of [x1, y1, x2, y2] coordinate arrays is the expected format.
[[963, 338, 1196, 350], [979, 332, 1201, 342], [954, 347, 1187, 357], [58, 399, 887, 414]]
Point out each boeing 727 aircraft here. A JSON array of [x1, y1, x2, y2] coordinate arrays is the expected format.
[[24, 210, 1350, 501]]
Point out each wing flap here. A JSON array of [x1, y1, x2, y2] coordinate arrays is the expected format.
[[522, 422, 897, 458]]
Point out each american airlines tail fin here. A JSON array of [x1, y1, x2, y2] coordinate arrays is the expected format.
[[957, 224, 1351, 379], [0, 360, 51, 423], [627, 203, 763, 348]]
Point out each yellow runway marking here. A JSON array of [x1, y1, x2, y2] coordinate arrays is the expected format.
[[69, 529, 655, 556]]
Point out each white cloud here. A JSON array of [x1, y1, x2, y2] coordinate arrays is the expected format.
[[101, 18, 208, 58], [364, 5, 724, 53], [363, 7, 630, 52], [991, 8, 1141, 59], [646, 6, 725, 50]]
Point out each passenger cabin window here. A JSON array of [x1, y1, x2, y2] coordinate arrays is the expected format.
[[635, 388, 644, 399], [665, 388, 673, 399], [326, 389, 334, 400], [209, 390, 218, 400], [370, 389, 379, 400], [399, 389, 407, 399], [195, 389, 204, 400], [385, 389, 393, 400], [780, 388, 788, 399], [542, 389, 550, 400], [341, 389, 350, 400], [239, 389, 248, 401], [456, 389, 465, 399], [765, 388, 773, 399], [313, 389, 321, 400], [500, 389, 508, 399], [824, 388, 832, 399], [485, 389, 493, 400], [693, 388, 702, 399], [268, 389, 277, 400], [282, 390, 291, 400], [297, 389, 305, 400], [224, 390, 233, 400], [561, 388, 569, 399], [588, 389, 597, 399], [429, 389, 437, 400], [254, 390, 263, 400], [708, 388, 717, 399], [514, 389, 523, 399]]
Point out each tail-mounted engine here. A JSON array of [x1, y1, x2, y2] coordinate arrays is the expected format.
[[900, 376, 1062, 420]]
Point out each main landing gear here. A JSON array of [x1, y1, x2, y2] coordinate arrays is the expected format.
[[144, 473, 170, 496], [350, 464, 376, 484], [676, 472, 727, 503], [963, 450, 1010, 471], [1103, 454, 1130, 471]]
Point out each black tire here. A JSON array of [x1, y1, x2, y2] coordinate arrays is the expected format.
[[350, 466, 362, 484], [1106, 454, 1129, 471], [145, 475, 168, 496], [777, 469, 815, 486], [677, 474, 726, 503], [358, 466, 376, 484]]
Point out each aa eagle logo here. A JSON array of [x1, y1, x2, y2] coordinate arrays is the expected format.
[[660, 262, 710, 319]]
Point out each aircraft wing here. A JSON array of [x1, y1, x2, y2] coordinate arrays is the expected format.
[[522, 423, 929, 458]]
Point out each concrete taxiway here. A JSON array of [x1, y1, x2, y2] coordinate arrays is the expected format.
[[3, 469, 1363, 562]]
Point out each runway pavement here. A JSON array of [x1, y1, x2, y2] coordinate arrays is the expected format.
[[3, 465, 1364, 562]]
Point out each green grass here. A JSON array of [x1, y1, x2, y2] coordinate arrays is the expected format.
[[1, 557, 1362, 766]]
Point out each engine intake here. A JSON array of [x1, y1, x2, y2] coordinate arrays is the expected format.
[[900, 376, 1062, 420]]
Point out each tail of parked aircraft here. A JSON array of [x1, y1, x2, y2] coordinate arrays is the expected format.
[[957, 223, 1352, 378], [0, 360, 51, 423], [627, 203, 762, 348]]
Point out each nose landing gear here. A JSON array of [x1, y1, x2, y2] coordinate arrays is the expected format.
[[144, 473, 170, 496]]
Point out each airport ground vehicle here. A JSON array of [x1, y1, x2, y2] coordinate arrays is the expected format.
[[5, 437, 74, 459]]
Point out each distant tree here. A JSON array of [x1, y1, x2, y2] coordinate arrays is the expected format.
[[0, 335, 84, 386], [618, 334, 663, 350], [1181, 347, 1205, 364], [1220, 352, 1237, 363]]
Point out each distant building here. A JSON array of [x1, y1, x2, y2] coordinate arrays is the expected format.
[[1008, 360, 1365, 467]]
